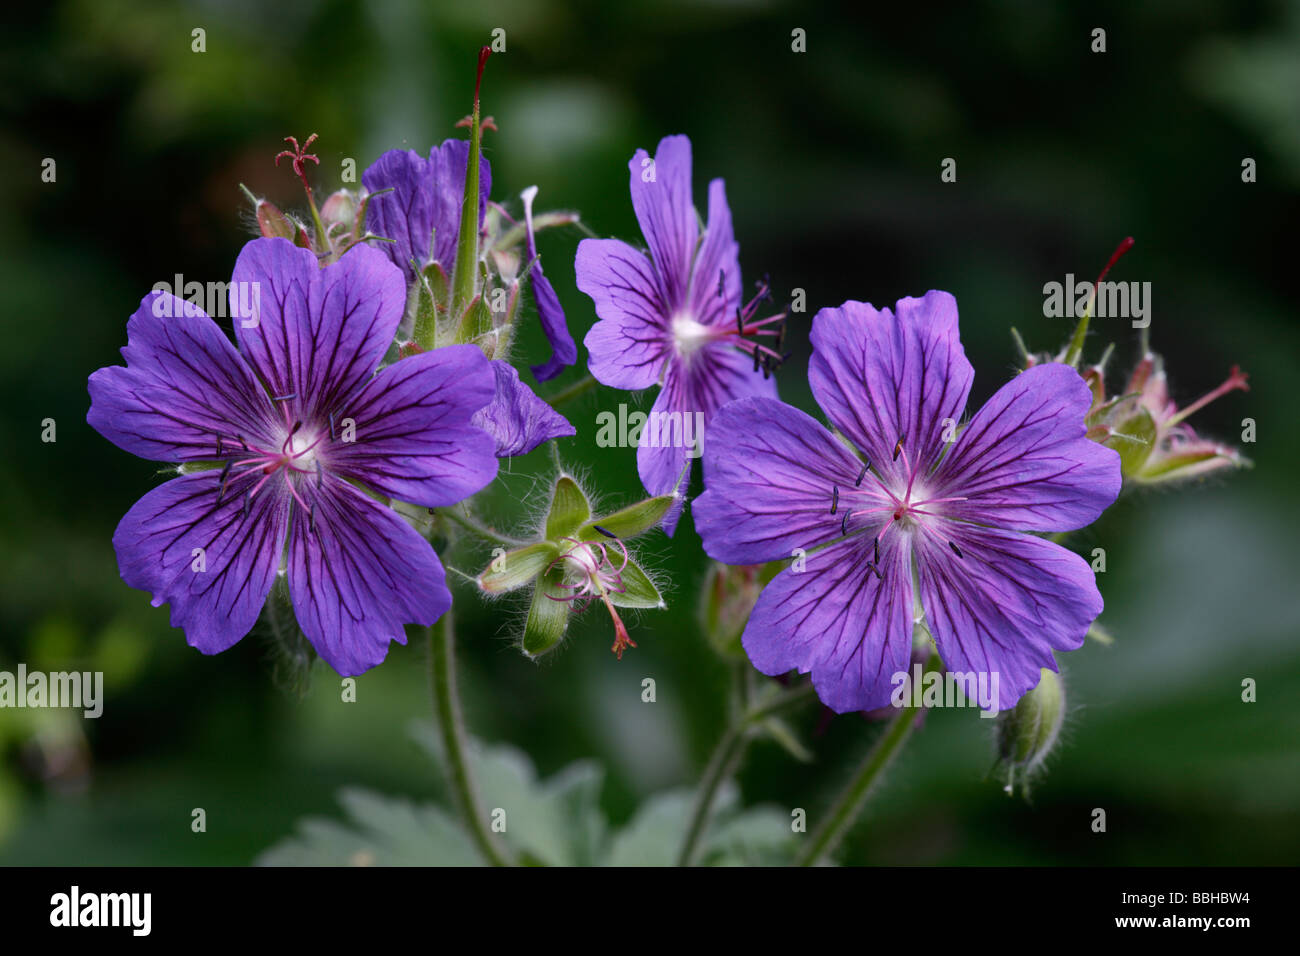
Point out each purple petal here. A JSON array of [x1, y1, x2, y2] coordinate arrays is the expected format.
[[472, 359, 575, 458], [113, 469, 289, 654], [809, 291, 973, 485], [689, 178, 741, 327], [635, 377, 695, 536], [361, 139, 492, 277], [288, 477, 451, 676], [329, 345, 499, 507], [231, 238, 406, 415], [521, 185, 576, 382], [915, 525, 1101, 711], [697, 397, 866, 565], [636, 344, 779, 535], [360, 148, 435, 277], [932, 363, 1121, 532], [88, 291, 276, 461], [577, 238, 669, 390], [629, 134, 697, 309], [742, 533, 915, 713]]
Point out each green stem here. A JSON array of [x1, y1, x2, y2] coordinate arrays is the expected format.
[[676, 679, 818, 867], [428, 614, 513, 866], [793, 684, 926, 867], [438, 506, 529, 547], [544, 373, 598, 409]]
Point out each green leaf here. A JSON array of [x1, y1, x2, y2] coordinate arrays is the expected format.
[[257, 787, 479, 866], [522, 566, 570, 658], [477, 541, 557, 594], [545, 476, 591, 540], [607, 558, 663, 610], [410, 723, 607, 867], [603, 786, 795, 866], [578, 494, 674, 540]]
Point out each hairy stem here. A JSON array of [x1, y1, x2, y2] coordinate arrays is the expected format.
[[428, 614, 513, 866], [438, 505, 529, 547], [792, 656, 937, 867], [676, 678, 818, 867], [544, 373, 598, 409]]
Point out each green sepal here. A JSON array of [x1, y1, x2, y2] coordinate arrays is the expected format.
[[412, 261, 450, 351], [578, 494, 674, 541], [477, 541, 558, 595], [1106, 407, 1156, 476], [545, 476, 592, 541], [455, 290, 494, 345], [606, 558, 662, 610], [522, 567, 570, 658]]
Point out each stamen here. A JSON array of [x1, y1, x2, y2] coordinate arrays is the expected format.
[[949, 541, 964, 559], [216, 435, 224, 457], [218, 460, 233, 500], [315, 459, 323, 489], [893, 435, 904, 461], [329, 412, 336, 441], [310, 502, 316, 533], [593, 524, 616, 539], [873, 536, 879, 563], [830, 485, 839, 515], [271, 392, 297, 402], [840, 511, 849, 536], [856, 462, 868, 487], [717, 269, 725, 300]]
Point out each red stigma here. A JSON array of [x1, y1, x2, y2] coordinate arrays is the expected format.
[[474, 46, 491, 111], [1093, 236, 1135, 298]]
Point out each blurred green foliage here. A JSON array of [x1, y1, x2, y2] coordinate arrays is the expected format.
[[1, 0, 1297, 864]]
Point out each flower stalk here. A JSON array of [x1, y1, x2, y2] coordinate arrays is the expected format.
[[428, 612, 513, 866]]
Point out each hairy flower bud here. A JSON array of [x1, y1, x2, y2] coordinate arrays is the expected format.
[[994, 667, 1065, 797]]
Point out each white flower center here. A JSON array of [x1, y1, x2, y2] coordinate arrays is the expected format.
[[672, 313, 714, 360]]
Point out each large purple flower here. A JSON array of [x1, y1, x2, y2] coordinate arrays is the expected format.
[[87, 238, 498, 676], [695, 291, 1121, 712], [576, 134, 782, 534]]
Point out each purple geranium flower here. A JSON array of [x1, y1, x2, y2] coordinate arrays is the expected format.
[[695, 291, 1121, 712], [87, 237, 498, 676], [576, 134, 783, 535], [362, 140, 575, 454]]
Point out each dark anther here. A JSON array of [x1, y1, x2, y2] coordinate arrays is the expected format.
[[830, 485, 839, 515], [271, 392, 297, 402], [717, 269, 726, 300], [775, 322, 786, 352], [762, 354, 772, 380], [752, 348, 761, 372], [949, 541, 964, 559], [593, 525, 617, 539], [310, 502, 317, 533], [242, 490, 251, 519], [329, 412, 336, 441], [237, 434, 248, 450], [736, 306, 744, 336], [218, 460, 233, 499], [893, 435, 904, 461], [856, 462, 868, 487], [840, 511, 849, 536], [215, 435, 224, 457], [315, 459, 323, 489], [873, 536, 879, 563]]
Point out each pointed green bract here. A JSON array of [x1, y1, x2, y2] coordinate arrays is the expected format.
[[546, 476, 592, 540], [578, 494, 674, 540], [478, 542, 559, 594], [607, 559, 662, 609], [523, 566, 570, 657]]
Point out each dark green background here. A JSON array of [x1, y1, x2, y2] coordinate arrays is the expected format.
[[1, 0, 1296, 864]]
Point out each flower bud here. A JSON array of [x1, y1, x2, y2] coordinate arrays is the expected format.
[[698, 561, 781, 659], [994, 666, 1065, 796]]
